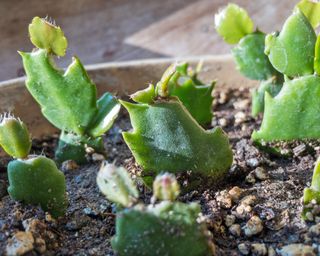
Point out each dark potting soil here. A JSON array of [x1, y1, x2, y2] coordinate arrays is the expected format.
[[1, 87, 320, 255]]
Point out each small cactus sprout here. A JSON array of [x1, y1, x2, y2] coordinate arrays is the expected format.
[[112, 202, 214, 256], [8, 156, 67, 218], [167, 62, 215, 126], [28, 16, 67, 56], [97, 162, 139, 207], [215, 4, 283, 117], [264, 8, 316, 77], [215, 3, 254, 44], [303, 158, 320, 220], [0, 114, 31, 159], [152, 173, 180, 202], [97, 166, 215, 256], [121, 64, 233, 182], [0, 115, 67, 217], [252, 3, 320, 142], [20, 17, 120, 165]]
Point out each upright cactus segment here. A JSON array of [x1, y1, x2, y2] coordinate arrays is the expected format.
[[303, 158, 320, 220], [121, 64, 233, 182], [97, 167, 215, 256], [0, 115, 67, 218], [252, 2, 320, 142], [264, 8, 316, 77], [20, 17, 120, 164], [215, 3, 283, 117], [8, 156, 67, 218]]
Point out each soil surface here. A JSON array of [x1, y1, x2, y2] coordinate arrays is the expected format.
[[1, 87, 320, 255]]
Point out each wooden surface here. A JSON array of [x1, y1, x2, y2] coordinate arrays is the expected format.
[[0, 0, 297, 81]]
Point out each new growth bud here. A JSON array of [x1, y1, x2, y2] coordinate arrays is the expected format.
[[0, 114, 31, 159], [153, 173, 180, 202], [97, 162, 139, 207]]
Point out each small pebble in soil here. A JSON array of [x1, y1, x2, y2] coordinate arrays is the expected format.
[[251, 243, 267, 256], [229, 224, 241, 237], [224, 215, 236, 227], [245, 172, 256, 184], [293, 144, 307, 157], [278, 244, 316, 256], [309, 223, 320, 236], [246, 157, 260, 168], [216, 190, 233, 209], [235, 111, 246, 124], [268, 246, 276, 256], [91, 153, 105, 161], [244, 215, 263, 237], [253, 167, 269, 181], [6, 231, 34, 256], [218, 118, 228, 127], [61, 160, 79, 171], [238, 243, 250, 255], [228, 186, 244, 202]]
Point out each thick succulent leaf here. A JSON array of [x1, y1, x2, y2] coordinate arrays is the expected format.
[[303, 158, 320, 219], [55, 131, 104, 165], [121, 98, 233, 178], [252, 75, 320, 141], [88, 93, 121, 137], [29, 17, 68, 56], [0, 116, 31, 158], [112, 201, 214, 256], [97, 163, 139, 207], [314, 35, 320, 75], [251, 78, 283, 117], [232, 32, 278, 80], [20, 49, 98, 135], [265, 9, 316, 77], [7, 156, 67, 218], [168, 67, 214, 125], [297, 0, 320, 29], [215, 3, 254, 44]]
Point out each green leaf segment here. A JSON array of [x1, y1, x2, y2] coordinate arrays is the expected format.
[[121, 64, 233, 181], [97, 167, 215, 256], [20, 17, 120, 164], [253, 3, 320, 142], [215, 4, 283, 117], [0, 115, 67, 218], [167, 62, 215, 126], [303, 158, 320, 219]]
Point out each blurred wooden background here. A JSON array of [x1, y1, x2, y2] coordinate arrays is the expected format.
[[0, 0, 296, 81]]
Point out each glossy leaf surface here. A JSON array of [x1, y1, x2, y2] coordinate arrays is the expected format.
[[232, 32, 278, 80], [265, 9, 316, 77], [121, 98, 233, 178], [252, 75, 320, 141], [20, 49, 98, 135]]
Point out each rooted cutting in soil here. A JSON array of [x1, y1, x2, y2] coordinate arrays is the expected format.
[[1, 87, 319, 255]]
